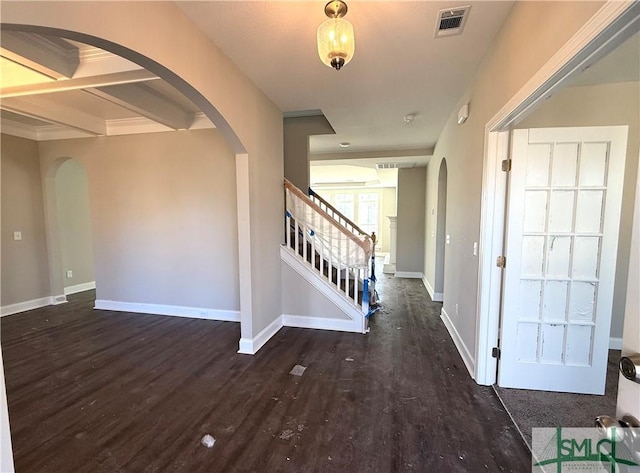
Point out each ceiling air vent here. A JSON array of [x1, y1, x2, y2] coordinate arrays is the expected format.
[[434, 6, 471, 38], [376, 163, 415, 170]]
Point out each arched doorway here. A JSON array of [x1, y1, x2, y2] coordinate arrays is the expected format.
[[434, 159, 447, 302], [1, 0, 286, 352]]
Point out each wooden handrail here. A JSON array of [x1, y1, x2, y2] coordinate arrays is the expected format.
[[284, 179, 371, 251], [308, 187, 370, 237]]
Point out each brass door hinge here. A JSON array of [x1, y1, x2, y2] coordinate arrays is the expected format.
[[496, 255, 506, 268], [501, 159, 512, 172]]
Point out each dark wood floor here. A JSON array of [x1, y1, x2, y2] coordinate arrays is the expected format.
[[1, 276, 530, 472]]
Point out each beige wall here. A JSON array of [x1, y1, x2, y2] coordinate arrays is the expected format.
[[518, 81, 640, 339], [423, 1, 605, 364], [1, 134, 50, 306], [281, 261, 351, 320], [397, 167, 426, 274], [284, 116, 334, 191], [38, 130, 240, 311], [55, 159, 95, 289]]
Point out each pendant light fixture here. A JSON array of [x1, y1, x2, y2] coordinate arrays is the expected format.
[[317, 1, 355, 70]]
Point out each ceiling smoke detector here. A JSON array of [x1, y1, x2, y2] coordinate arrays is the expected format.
[[434, 6, 471, 38]]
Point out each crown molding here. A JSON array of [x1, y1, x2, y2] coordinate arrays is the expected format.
[[0, 119, 38, 140]]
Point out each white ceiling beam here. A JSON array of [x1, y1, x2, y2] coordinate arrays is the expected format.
[[0, 70, 158, 98], [1, 31, 79, 79], [1, 96, 107, 135], [87, 83, 192, 130]]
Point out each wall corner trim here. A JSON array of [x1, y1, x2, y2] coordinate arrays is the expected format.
[[238, 315, 284, 355], [94, 299, 241, 322], [440, 307, 475, 379]]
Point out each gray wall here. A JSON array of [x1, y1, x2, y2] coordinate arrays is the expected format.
[[423, 1, 605, 364], [38, 129, 240, 311], [1, 134, 50, 306], [55, 159, 95, 289], [518, 81, 640, 339], [284, 116, 334, 192], [396, 167, 426, 274]]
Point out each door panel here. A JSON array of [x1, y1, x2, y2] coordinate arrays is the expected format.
[[616, 150, 640, 419], [499, 126, 628, 394]]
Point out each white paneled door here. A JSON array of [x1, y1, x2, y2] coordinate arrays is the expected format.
[[498, 126, 628, 394]]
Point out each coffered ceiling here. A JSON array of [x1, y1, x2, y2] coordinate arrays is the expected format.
[[0, 31, 214, 142]]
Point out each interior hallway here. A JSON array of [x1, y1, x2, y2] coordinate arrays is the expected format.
[[1, 275, 530, 472]]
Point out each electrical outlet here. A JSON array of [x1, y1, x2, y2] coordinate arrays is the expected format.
[[66, 270, 73, 278], [13, 231, 22, 241], [446, 234, 451, 245], [455, 304, 459, 316]]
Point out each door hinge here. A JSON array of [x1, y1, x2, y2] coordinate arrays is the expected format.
[[492, 347, 501, 359], [501, 159, 512, 172], [496, 255, 506, 268]]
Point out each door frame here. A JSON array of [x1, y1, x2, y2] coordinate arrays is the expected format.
[[475, 0, 640, 386]]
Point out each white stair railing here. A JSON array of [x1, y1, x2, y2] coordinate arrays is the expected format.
[[284, 180, 374, 333]]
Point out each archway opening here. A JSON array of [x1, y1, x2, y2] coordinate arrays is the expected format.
[[434, 159, 447, 302], [54, 159, 96, 300]]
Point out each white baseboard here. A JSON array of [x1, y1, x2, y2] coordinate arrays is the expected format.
[[440, 307, 475, 379], [1, 294, 67, 316], [1, 296, 55, 317], [282, 314, 361, 333], [609, 337, 623, 350], [94, 299, 240, 322], [422, 276, 443, 302], [238, 315, 283, 355], [64, 281, 96, 295], [395, 271, 423, 279]]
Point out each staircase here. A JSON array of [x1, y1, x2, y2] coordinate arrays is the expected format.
[[282, 179, 377, 334]]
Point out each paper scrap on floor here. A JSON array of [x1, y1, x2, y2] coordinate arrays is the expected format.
[[290, 364, 307, 376]]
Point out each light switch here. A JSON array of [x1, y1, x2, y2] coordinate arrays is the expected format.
[[473, 242, 478, 256], [446, 234, 451, 245], [66, 270, 73, 278], [13, 231, 22, 241]]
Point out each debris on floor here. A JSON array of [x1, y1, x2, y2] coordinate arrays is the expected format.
[[289, 364, 307, 376], [279, 429, 295, 440], [345, 357, 354, 362], [201, 434, 216, 448]]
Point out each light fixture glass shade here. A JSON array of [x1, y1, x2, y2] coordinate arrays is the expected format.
[[317, 17, 355, 70]]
